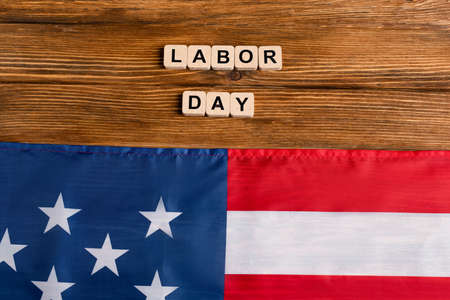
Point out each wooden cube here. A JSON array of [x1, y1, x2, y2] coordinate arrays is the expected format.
[[188, 45, 211, 70], [259, 46, 282, 70], [230, 92, 254, 118], [211, 46, 235, 70], [164, 45, 187, 70], [206, 92, 230, 117], [182, 91, 206, 116], [235, 46, 258, 70]]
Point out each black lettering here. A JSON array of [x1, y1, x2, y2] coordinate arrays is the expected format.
[[189, 96, 201, 109], [212, 96, 225, 110], [193, 49, 207, 63], [217, 50, 230, 64], [235, 97, 248, 111], [171, 48, 182, 63], [264, 50, 277, 64], [239, 50, 253, 63]]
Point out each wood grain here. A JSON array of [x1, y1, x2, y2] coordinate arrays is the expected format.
[[0, 23, 448, 90], [1, 0, 449, 27], [1, 84, 449, 149], [0, 0, 449, 149]]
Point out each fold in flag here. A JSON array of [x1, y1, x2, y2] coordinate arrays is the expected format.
[[1, 142, 450, 299]]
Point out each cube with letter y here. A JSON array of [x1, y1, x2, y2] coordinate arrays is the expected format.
[[230, 92, 254, 118]]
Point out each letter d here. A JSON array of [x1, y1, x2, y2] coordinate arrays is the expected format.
[[189, 95, 201, 109]]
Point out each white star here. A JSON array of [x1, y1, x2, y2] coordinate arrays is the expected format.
[[85, 234, 129, 276], [139, 196, 182, 238], [39, 193, 81, 235], [32, 266, 74, 300], [135, 270, 178, 300], [0, 228, 27, 271]]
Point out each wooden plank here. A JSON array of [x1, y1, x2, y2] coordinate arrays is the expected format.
[[0, 0, 448, 27], [0, 1, 448, 150], [0, 84, 449, 150], [0, 24, 448, 89]]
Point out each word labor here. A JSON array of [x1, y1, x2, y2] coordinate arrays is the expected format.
[[182, 91, 254, 118], [164, 45, 282, 71]]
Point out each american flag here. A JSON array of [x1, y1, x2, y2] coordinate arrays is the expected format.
[[1, 142, 450, 299]]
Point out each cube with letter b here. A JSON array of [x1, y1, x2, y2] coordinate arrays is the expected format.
[[182, 91, 206, 116], [211, 46, 235, 70]]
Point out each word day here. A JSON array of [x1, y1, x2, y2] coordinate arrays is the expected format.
[[182, 91, 254, 118], [164, 45, 282, 71]]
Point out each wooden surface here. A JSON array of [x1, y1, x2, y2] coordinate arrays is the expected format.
[[0, 1, 449, 150]]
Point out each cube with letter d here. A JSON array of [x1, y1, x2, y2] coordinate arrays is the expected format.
[[182, 91, 206, 116]]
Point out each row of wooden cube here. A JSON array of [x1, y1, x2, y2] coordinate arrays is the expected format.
[[165, 45, 282, 71], [182, 91, 254, 118]]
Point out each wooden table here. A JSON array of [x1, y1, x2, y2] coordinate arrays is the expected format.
[[0, 1, 449, 150]]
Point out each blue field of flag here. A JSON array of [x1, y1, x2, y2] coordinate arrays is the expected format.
[[0, 142, 227, 300]]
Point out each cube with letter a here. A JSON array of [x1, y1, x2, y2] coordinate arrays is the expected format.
[[206, 92, 230, 117], [188, 45, 211, 70]]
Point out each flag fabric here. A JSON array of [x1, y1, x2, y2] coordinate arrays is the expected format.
[[1, 142, 450, 299]]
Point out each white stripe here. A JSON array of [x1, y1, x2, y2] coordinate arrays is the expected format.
[[226, 211, 450, 277]]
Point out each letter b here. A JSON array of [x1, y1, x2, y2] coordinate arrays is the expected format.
[[212, 46, 235, 70]]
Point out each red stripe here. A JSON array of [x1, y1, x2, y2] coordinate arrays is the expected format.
[[224, 274, 450, 300], [228, 149, 450, 212]]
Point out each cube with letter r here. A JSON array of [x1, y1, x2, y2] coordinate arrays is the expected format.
[[258, 46, 282, 70]]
